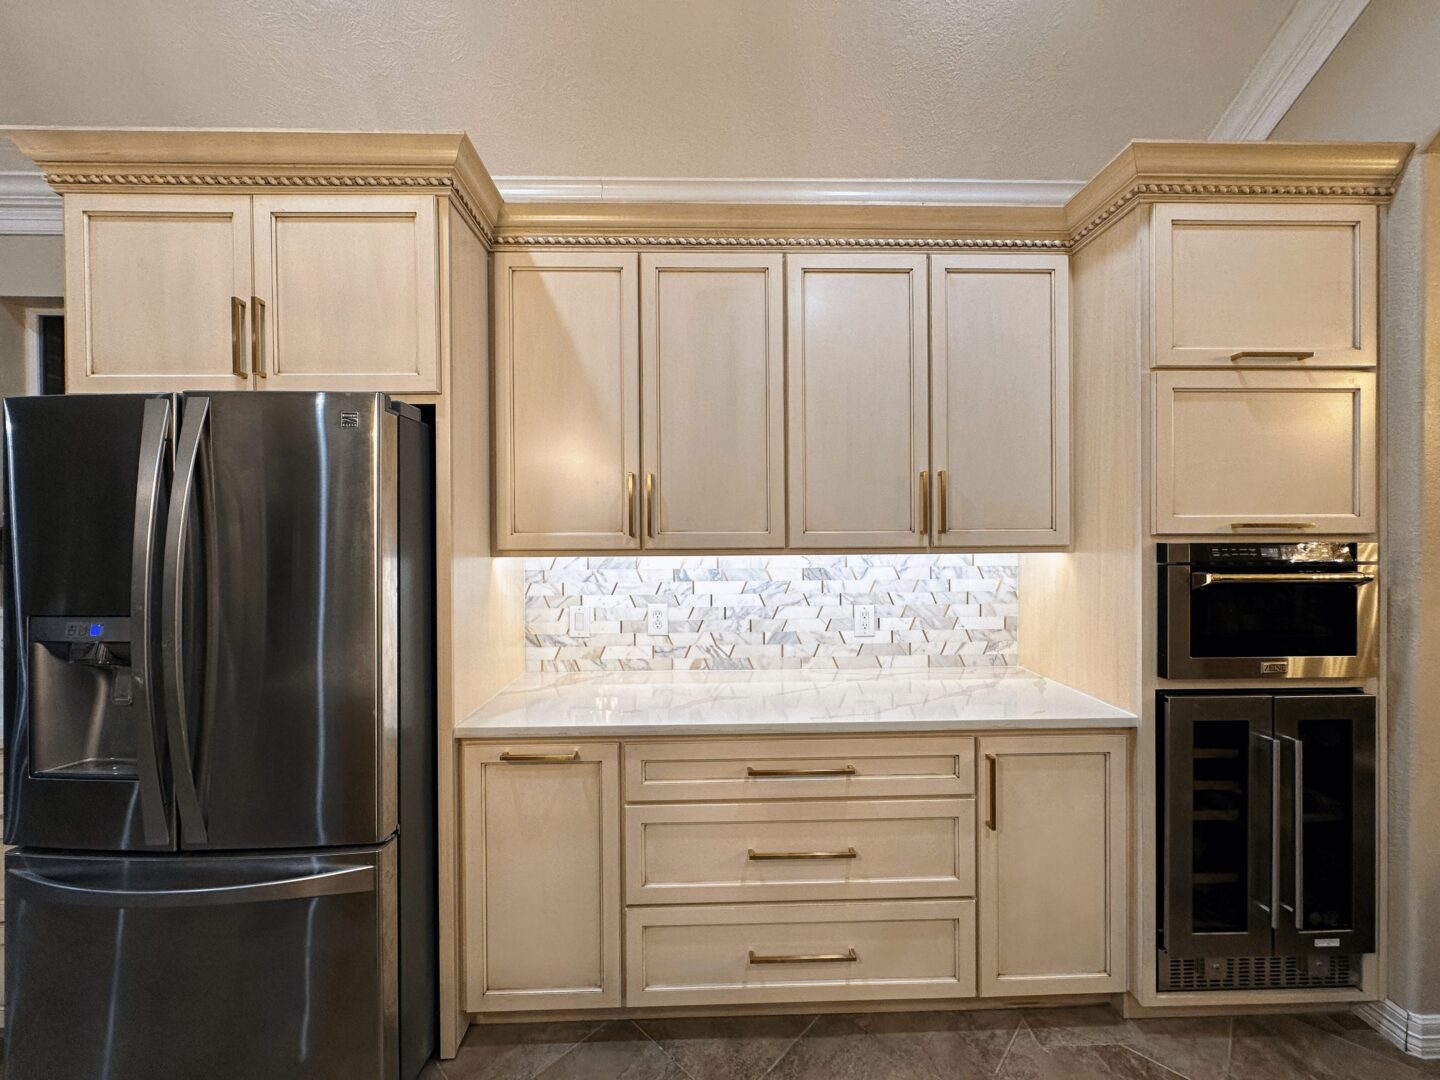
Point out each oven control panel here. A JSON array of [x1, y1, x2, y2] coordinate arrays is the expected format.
[[1159, 541, 1365, 567]]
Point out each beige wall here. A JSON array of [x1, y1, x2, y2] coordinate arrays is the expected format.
[[1274, 0, 1440, 1017], [0, 235, 62, 297]]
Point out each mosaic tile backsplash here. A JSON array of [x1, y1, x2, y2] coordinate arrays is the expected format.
[[524, 553, 1020, 671]]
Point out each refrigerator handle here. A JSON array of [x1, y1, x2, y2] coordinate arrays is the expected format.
[[161, 396, 211, 846], [132, 399, 173, 847], [9, 864, 374, 908]]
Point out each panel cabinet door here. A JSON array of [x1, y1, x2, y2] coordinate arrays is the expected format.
[[251, 194, 440, 393], [494, 251, 641, 551], [931, 255, 1071, 547], [460, 742, 622, 1013], [63, 194, 254, 392], [786, 254, 929, 549], [977, 734, 1128, 996], [640, 253, 785, 548], [1153, 370, 1376, 536], [1152, 203, 1377, 369]]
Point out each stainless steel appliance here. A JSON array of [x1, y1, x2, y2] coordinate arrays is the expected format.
[[3, 392, 436, 1080], [1158, 542, 1378, 679], [1158, 691, 1375, 991]]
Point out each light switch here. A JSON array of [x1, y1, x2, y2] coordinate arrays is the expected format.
[[567, 605, 591, 637], [647, 604, 669, 636], [854, 604, 877, 639]]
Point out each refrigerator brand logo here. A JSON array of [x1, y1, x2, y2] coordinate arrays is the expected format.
[[339, 412, 361, 429]]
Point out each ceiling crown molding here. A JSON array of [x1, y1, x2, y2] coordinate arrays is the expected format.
[[0, 171, 62, 234], [1210, 0, 1371, 140], [492, 176, 1083, 207]]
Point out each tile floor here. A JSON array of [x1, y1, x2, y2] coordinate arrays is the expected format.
[[422, 1005, 1440, 1080]]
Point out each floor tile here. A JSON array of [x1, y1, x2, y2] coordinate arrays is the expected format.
[[442, 1019, 603, 1080], [1023, 1003, 1231, 1079], [849, 1008, 1023, 1078], [532, 1021, 684, 1080], [997, 1024, 1186, 1079], [635, 1013, 815, 1080], [1229, 1013, 1433, 1080], [766, 1013, 938, 1080]]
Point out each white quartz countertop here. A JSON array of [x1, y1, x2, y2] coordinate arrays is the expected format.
[[454, 668, 1136, 739]]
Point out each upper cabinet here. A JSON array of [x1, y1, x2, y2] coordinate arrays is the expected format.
[[786, 254, 930, 549], [493, 251, 641, 551], [640, 253, 785, 549], [930, 255, 1070, 547], [1152, 203, 1377, 369]]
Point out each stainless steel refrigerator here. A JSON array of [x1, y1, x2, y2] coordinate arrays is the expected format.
[[2, 392, 436, 1080]]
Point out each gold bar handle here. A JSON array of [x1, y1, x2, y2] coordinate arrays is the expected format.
[[1229, 351, 1314, 362], [986, 754, 998, 831], [645, 472, 655, 539], [749, 948, 858, 965], [748, 848, 858, 861], [625, 472, 637, 538], [919, 470, 929, 536], [938, 469, 948, 535], [746, 765, 856, 778], [251, 296, 266, 378], [230, 296, 248, 378], [1230, 522, 1317, 532], [498, 750, 580, 764], [1194, 571, 1373, 589]]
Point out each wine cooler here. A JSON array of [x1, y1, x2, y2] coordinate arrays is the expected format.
[[1158, 691, 1375, 991]]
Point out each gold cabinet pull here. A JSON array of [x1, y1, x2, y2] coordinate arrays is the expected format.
[[746, 764, 856, 778], [919, 470, 930, 536], [251, 296, 266, 378], [230, 297, 248, 378], [938, 469, 948, 535], [625, 472, 637, 538], [645, 472, 656, 539], [1229, 522, 1317, 532], [498, 750, 580, 764], [1229, 351, 1314, 362], [749, 948, 858, 965], [748, 847, 858, 861], [986, 754, 998, 831]]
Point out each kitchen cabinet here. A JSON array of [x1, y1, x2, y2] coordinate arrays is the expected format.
[[493, 251, 641, 551], [977, 733, 1128, 996], [1152, 203, 1377, 369], [62, 192, 441, 394], [640, 253, 785, 548], [1153, 369, 1377, 536], [930, 254, 1070, 547], [460, 742, 622, 1013], [786, 254, 929, 549]]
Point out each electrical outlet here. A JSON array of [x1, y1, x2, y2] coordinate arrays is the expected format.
[[567, 605, 591, 637], [854, 604, 877, 639], [646, 604, 669, 636]]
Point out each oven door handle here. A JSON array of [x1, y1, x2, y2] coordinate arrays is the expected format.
[[1191, 572, 1374, 589]]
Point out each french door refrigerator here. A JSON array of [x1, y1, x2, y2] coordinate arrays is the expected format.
[[2, 392, 436, 1080]]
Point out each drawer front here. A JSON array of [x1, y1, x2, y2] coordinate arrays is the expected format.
[[626, 900, 976, 1007], [624, 736, 975, 802], [626, 798, 975, 904]]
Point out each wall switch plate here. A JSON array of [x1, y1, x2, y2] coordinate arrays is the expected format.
[[567, 605, 591, 637], [646, 604, 669, 636], [854, 604, 877, 639]]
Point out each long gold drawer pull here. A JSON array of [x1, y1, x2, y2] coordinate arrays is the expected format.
[[625, 472, 637, 538], [1194, 571, 1373, 589], [230, 296, 248, 378], [498, 750, 580, 764], [919, 470, 929, 535], [1230, 522, 1317, 531], [1229, 351, 1314, 362], [748, 848, 858, 861], [986, 754, 998, 831], [749, 948, 859, 965], [938, 469, 948, 535], [746, 765, 857, 778], [645, 472, 656, 539], [251, 295, 267, 378]]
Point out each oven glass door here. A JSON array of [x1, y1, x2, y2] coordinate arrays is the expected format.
[[1188, 576, 1360, 659]]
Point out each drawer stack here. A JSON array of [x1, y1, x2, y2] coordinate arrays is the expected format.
[[622, 736, 977, 1007]]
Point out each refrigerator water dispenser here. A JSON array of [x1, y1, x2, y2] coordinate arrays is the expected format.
[[29, 616, 138, 779]]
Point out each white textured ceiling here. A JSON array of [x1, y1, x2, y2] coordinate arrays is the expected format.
[[0, 0, 1294, 182]]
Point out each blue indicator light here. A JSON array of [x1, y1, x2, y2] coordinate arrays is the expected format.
[[89, 623, 103, 638]]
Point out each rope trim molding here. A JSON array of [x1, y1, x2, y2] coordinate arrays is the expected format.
[[493, 235, 1069, 249]]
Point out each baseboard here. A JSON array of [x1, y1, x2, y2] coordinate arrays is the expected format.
[[1356, 998, 1440, 1059]]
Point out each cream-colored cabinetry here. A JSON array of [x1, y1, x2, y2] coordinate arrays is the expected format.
[[786, 254, 930, 549], [1152, 203, 1377, 369], [977, 734, 1127, 997], [63, 192, 441, 394], [930, 254, 1071, 547], [460, 742, 622, 1012], [640, 254, 785, 548], [1153, 369, 1377, 536]]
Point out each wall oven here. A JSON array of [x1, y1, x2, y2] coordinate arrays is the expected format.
[[1159, 542, 1377, 680]]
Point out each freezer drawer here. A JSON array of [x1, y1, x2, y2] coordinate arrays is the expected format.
[[4, 844, 398, 1080]]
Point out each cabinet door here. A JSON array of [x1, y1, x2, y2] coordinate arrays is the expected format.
[[63, 194, 253, 392], [977, 734, 1127, 996], [786, 254, 929, 549], [460, 742, 621, 1012], [931, 255, 1070, 547], [494, 252, 641, 551], [251, 194, 439, 393], [640, 253, 785, 548], [1152, 203, 1376, 368], [1153, 370, 1376, 536]]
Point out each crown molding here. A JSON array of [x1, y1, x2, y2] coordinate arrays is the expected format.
[[0, 171, 61, 234], [1211, 0, 1370, 140], [492, 176, 1083, 207]]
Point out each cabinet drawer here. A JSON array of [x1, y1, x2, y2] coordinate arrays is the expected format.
[[625, 900, 976, 1007], [625, 798, 974, 904], [623, 736, 974, 802]]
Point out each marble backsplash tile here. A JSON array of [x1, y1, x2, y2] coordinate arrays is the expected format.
[[524, 553, 1019, 672]]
